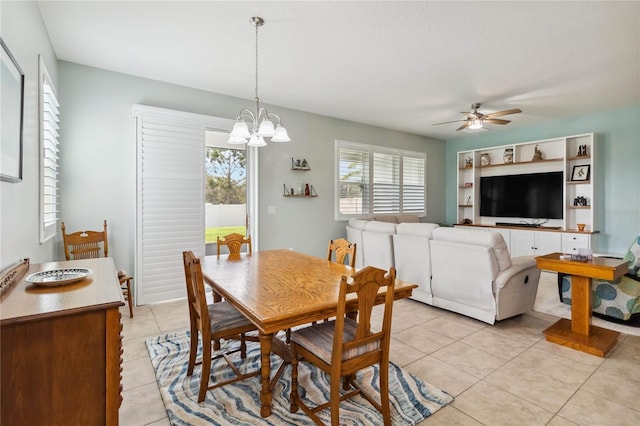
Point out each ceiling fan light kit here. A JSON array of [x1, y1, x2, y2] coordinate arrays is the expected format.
[[228, 16, 291, 147], [434, 103, 522, 132]]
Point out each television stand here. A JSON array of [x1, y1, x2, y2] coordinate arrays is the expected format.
[[496, 222, 540, 228]]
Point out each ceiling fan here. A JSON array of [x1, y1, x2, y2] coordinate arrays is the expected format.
[[433, 103, 522, 131]]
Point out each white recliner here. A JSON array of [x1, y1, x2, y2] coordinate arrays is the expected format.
[[430, 227, 541, 324]]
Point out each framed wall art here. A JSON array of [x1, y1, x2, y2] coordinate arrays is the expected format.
[[571, 164, 590, 182], [1, 38, 25, 182]]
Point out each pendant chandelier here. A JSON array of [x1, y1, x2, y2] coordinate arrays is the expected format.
[[228, 17, 290, 147]]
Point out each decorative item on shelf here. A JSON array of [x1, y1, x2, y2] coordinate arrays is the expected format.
[[577, 144, 588, 157], [480, 153, 490, 166], [227, 17, 290, 147], [291, 157, 310, 170], [503, 148, 514, 164], [464, 157, 473, 168], [310, 185, 318, 196], [577, 223, 586, 232], [297, 183, 304, 195], [573, 196, 588, 206], [304, 183, 310, 196], [532, 145, 543, 161], [460, 218, 473, 225], [290, 188, 294, 196], [283, 183, 289, 196], [571, 164, 590, 181], [464, 182, 473, 187], [466, 195, 472, 205]]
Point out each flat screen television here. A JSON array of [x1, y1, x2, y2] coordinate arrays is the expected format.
[[480, 171, 563, 219]]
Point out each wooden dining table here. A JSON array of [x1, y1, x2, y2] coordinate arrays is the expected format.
[[200, 249, 417, 418]]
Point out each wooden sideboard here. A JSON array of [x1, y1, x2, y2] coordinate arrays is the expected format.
[[1, 258, 125, 425]]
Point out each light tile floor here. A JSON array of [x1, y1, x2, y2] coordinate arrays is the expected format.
[[119, 272, 640, 425]]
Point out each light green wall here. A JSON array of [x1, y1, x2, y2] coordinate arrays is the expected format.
[[445, 105, 640, 254], [56, 61, 446, 275], [0, 1, 59, 269]]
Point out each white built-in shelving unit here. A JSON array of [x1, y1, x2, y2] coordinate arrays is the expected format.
[[456, 133, 596, 256]]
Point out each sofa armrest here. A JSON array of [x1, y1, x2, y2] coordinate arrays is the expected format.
[[494, 256, 537, 290]]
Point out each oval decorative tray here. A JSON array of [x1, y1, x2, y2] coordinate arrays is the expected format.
[[25, 268, 92, 287]]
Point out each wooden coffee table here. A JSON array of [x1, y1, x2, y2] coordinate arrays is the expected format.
[[535, 252, 628, 357]]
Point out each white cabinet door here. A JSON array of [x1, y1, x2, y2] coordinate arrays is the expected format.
[[510, 230, 561, 257], [535, 232, 562, 256]]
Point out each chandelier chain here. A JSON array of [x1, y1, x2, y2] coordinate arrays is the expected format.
[[254, 21, 259, 103]]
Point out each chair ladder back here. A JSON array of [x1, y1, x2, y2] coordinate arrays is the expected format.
[[217, 233, 252, 257], [61, 220, 109, 260], [333, 266, 396, 361], [327, 238, 356, 268], [182, 251, 211, 339]]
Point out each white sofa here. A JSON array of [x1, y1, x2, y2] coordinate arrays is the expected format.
[[346, 219, 541, 324]]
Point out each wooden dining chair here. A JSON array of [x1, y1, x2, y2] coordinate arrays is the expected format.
[[327, 238, 356, 268], [182, 250, 260, 403], [61, 220, 134, 317], [289, 266, 396, 426], [217, 233, 252, 257]]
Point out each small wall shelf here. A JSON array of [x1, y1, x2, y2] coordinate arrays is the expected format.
[[284, 194, 318, 198]]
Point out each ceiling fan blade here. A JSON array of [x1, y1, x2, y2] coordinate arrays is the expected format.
[[433, 119, 467, 126], [456, 122, 470, 131], [484, 118, 511, 125], [484, 108, 522, 118]]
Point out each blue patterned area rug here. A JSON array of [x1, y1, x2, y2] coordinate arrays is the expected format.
[[146, 330, 453, 426]]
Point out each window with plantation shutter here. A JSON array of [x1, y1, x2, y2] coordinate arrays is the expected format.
[[39, 57, 60, 243], [335, 140, 426, 220]]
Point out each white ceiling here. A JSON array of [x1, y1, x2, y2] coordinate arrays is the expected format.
[[37, 1, 640, 140]]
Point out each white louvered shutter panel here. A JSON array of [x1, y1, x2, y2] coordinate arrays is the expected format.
[[402, 153, 426, 214], [40, 60, 60, 243], [372, 151, 400, 214], [136, 116, 204, 304], [338, 145, 370, 217]]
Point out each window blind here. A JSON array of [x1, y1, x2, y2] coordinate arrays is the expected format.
[[40, 58, 60, 243], [338, 145, 370, 216]]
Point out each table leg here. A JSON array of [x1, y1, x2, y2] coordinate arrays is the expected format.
[[259, 332, 273, 418], [570, 275, 592, 335]]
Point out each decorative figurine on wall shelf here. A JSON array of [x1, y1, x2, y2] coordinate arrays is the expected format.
[[503, 148, 514, 164], [532, 145, 543, 161], [301, 159, 308, 168], [480, 153, 490, 166], [465, 157, 473, 168], [577, 145, 588, 157], [304, 183, 310, 196]]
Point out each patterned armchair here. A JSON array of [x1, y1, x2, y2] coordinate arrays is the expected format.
[[558, 235, 640, 321]]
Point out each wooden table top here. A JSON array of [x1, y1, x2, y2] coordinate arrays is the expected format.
[[0, 258, 125, 325], [535, 252, 628, 281], [201, 249, 417, 334]]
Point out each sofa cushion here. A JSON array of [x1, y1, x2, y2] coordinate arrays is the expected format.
[[396, 223, 439, 237], [433, 227, 511, 270], [347, 218, 369, 230], [365, 220, 398, 234], [623, 235, 640, 277]]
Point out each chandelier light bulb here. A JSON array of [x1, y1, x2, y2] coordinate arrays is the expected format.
[[257, 119, 275, 137], [271, 125, 291, 142], [230, 120, 251, 138]]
